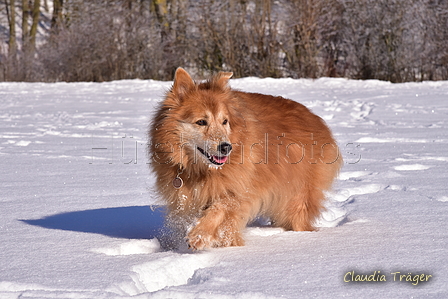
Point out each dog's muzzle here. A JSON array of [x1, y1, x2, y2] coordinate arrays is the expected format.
[[197, 142, 232, 166], [218, 142, 232, 156]]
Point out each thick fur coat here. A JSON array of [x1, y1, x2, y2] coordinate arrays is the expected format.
[[149, 68, 342, 250]]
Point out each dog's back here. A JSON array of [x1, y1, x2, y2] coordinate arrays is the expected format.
[[233, 90, 342, 230]]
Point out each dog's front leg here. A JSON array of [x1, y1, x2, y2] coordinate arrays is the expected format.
[[187, 201, 246, 250]]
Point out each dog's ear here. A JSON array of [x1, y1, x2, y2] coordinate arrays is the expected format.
[[215, 72, 233, 90], [172, 68, 195, 99]]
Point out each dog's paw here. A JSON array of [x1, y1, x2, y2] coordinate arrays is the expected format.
[[187, 231, 216, 250], [187, 226, 245, 250], [226, 232, 245, 247]]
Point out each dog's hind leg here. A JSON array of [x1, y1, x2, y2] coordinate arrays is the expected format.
[[281, 185, 325, 232]]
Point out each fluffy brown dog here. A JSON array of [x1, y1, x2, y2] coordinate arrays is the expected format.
[[149, 68, 342, 250]]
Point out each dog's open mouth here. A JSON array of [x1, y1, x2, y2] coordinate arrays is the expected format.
[[197, 147, 228, 166]]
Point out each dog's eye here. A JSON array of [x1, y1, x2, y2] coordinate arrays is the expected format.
[[196, 120, 208, 126], [222, 119, 228, 125]]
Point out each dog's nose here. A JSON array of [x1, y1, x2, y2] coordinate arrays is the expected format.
[[218, 142, 232, 156]]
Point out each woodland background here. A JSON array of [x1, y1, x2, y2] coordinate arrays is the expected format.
[[1, 0, 447, 82]]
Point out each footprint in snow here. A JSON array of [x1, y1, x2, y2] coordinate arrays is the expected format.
[[332, 184, 384, 203], [318, 179, 385, 228], [436, 196, 448, 202], [394, 164, 431, 171], [338, 171, 371, 181], [110, 253, 217, 296], [92, 239, 161, 256]]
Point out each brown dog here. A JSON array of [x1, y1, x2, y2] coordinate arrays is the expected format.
[[149, 68, 342, 250]]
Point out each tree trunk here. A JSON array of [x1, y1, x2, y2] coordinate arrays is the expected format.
[[6, 0, 17, 60], [51, 0, 63, 30], [30, 0, 41, 49], [22, 0, 30, 45], [22, 0, 30, 44], [151, 0, 169, 41]]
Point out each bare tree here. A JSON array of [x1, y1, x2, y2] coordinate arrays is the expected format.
[[29, 0, 40, 49], [4, 0, 18, 80], [51, 0, 63, 30], [5, 0, 17, 61], [22, 0, 30, 45]]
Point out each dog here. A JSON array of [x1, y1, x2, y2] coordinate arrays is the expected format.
[[149, 68, 342, 250]]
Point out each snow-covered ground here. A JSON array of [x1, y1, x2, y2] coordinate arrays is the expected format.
[[1, 77, 447, 298]]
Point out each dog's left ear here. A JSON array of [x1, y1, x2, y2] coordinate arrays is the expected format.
[[215, 72, 233, 90]]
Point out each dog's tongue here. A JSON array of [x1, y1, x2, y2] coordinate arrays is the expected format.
[[213, 155, 228, 164]]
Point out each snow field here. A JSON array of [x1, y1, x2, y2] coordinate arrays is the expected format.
[[1, 77, 447, 298]]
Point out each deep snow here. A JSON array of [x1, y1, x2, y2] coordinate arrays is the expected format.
[[0, 77, 447, 298]]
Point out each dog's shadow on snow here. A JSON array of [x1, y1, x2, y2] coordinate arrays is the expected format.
[[21, 205, 167, 240]]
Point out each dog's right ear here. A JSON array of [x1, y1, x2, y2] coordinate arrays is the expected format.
[[215, 72, 233, 91], [172, 67, 195, 100]]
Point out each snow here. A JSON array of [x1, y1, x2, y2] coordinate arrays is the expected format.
[[1, 77, 447, 298]]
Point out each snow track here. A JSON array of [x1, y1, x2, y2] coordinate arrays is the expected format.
[[1, 78, 447, 298]]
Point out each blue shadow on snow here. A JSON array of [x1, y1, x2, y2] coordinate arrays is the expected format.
[[21, 205, 167, 240]]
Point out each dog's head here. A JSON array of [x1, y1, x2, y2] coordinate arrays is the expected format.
[[152, 68, 244, 169]]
